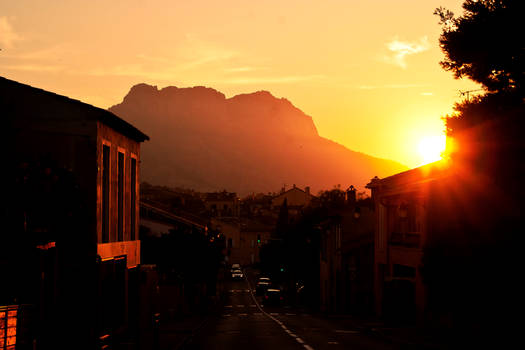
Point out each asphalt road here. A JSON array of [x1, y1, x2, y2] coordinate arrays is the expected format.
[[184, 272, 405, 350]]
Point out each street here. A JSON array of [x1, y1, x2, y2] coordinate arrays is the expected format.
[[184, 271, 406, 350]]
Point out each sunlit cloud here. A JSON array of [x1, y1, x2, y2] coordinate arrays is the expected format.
[[0, 17, 22, 49], [381, 36, 429, 69], [0, 63, 64, 72], [224, 66, 264, 73], [215, 74, 325, 85], [358, 83, 428, 90], [88, 64, 179, 81]]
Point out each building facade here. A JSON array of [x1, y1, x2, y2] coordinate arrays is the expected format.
[[366, 162, 449, 323], [2, 77, 148, 348]]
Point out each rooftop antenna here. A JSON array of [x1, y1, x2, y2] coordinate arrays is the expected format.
[[458, 89, 483, 102]]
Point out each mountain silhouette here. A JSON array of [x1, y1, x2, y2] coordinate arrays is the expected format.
[[109, 84, 407, 195]]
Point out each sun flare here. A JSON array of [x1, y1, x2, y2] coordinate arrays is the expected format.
[[418, 135, 446, 165]]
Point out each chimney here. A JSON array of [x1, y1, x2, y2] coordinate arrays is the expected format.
[[305, 186, 310, 195], [347, 185, 356, 206]]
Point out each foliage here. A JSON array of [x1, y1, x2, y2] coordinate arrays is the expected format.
[[436, 0, 525, 95], [423, 0, 525, 331]]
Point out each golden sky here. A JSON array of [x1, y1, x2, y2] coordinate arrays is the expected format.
[[0, 0, 479, 168]]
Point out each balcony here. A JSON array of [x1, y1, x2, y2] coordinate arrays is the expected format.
[[97, 240, 140, 268], [389, 232, 420, 248]]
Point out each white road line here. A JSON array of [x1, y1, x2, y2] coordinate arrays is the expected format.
[[236, 305, 245, 307], [225, 305, 233, 308], [223, 314, 231, 317], [334, 329, 359, 334], [285, 313, 296, 316], [244, 270, 316, 350], [327, 341, 339, 345], [239, 313, 248, 316]]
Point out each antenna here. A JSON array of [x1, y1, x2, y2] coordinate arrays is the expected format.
[[458, 89, 483, 101]]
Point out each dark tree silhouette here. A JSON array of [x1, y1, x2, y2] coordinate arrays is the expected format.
[[435, 0, 525, 95], [421, 1, 525, 339]]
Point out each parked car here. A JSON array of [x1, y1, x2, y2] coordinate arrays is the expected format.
[[231, 269, 244, 281], [231, 263, 241, 270], [256, 277, 271, 295], [263, 288, 283, 306]]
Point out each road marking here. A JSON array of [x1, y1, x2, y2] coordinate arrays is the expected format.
[[245, 289, 251, 292], [270, 312, 279, 315], [285, 313, 296, 316], [239, 313, 248, 316], [244, 271, 316, 350], [223, 314, 231, 317], [327, 341, 339, 345], [236, 305, 245, 307], [334, 329, 359, 334], [225, 305, 233, 308]]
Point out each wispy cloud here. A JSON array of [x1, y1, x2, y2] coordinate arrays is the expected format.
[[381, 36, 429, 69], [0, 63, 64, 72], [223, 66, 265, 73], [358, 83, 428, 90], [0, 17, 22, 49], [215, 74, 325, 85]]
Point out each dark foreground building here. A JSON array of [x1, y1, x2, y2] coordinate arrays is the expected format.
[[1, 77, 149, 349]]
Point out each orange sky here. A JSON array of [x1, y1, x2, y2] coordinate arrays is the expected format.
[[0, 0, 479, 168]]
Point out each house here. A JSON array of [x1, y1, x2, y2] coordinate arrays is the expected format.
[[271, 185, 314, 216], [211, 218, 272, 266], [319, 187, 375, 314], [1, 77, 149, 348], [366, 162, 450, 323], [204, 191, 240, 218]]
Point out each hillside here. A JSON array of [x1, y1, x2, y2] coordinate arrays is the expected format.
[[109, 84, 407, 195]]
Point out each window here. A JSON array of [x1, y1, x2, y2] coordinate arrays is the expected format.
[[117, 151, 124, 241], [0, 305, 17, 350], [130, 157, 137, 240], [102, 145, 110, 243]]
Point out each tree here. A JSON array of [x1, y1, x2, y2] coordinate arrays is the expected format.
[[435, 0, 525, 95], [435, 0, 525, 185], [422, 0, 525, 336]]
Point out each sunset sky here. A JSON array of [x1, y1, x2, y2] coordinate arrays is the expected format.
[[0, 0, 479, 168]]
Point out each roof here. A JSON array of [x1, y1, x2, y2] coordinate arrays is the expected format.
[[205, 191, 238, 201], [272, 186, 315, 199], [366, 161, 450, 191], [1, 76, 149, 142]]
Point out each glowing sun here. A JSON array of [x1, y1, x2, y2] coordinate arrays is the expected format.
[[418, 135, 446, 165]]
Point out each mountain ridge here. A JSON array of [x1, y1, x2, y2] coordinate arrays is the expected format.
[[109, 83, 407, 195]]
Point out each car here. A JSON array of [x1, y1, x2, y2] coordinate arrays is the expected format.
[[263, 288, 283, 306], [255, 277, 271, 295], [231, 263, 241, 270], [231, 269, 244, 281]]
